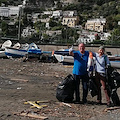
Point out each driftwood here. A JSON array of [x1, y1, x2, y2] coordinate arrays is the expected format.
[[61, 102, 72, 108], [14, 111, 48, 120], [10, 78, 28, 82], [104, 106, 120, 112], [64, 65, 73, 68], [56, 102, 72, 108]]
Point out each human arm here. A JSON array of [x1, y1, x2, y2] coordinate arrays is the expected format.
[[69, 46, 74, 56], [91, 51, 96, 57], [105, 55, 111, 68]]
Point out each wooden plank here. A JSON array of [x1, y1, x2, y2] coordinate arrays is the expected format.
[[64, 65, 73, 68], [10, 78, 28, 82], [24, 101, 48, 109], [14, 112, 48, 120]]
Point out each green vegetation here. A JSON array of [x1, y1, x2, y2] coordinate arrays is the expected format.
[[0, 0, 120, 45]]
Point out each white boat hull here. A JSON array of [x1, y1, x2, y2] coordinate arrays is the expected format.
[[5, 47, 28, 58], [54, 54, 120, 68], [110, 61, 120, 69], [54, 54, 74, 63]]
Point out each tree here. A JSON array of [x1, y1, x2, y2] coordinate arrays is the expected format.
[[22, 13, 28, 27], [1, 21, 8, 36], [108, 28, 120, 45], [49, 18, 58, 27]]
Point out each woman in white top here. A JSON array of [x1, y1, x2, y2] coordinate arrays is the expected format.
[[93, 46, 112, 107]]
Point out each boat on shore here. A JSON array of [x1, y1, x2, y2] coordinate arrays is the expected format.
[[5, 43, 42, 58], [54, 54, 120, 68], [5, 46, 28, 58], [53, 49, 120, 68], [53, 49, 74, 64], [27, 43, 42, 59], [110, 61, 120, 68], [0, 40, 12, 58]]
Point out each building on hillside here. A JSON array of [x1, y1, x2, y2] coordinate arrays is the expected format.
[[85, 18, 106, 32], [77, 34, 95, 44], [60, 0, 79, 4], [46, 23, 50, 29], [40, 18, 50, 23], [63, 10, 77, 17], [42, 11, 52, 16], [52, 10, 62, 18], [118, 21, 120, 25], [32, 13, 41, 23], [9, 6, 20, 17], [100, 32, 111, 41], [21, 27, 36, 38], [46, 30, 62, 36], [0, 6, 21, 17], [0, 7, 9, 17], [62, 16, 79, 27]]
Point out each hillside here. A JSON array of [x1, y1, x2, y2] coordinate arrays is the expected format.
[[0, 0, 120, 43]]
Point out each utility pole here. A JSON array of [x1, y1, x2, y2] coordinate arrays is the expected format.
[[66, 26, 67, 44], [18, 6, 22, 41]]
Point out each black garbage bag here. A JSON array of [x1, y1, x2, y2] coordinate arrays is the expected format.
[[88, 77, 98, 97], [56, 74, 75, 102], [106, 66, 120, 106]]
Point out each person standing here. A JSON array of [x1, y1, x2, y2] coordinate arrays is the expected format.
[[69, 43, 89, 104], [93, 46, 112, 107]]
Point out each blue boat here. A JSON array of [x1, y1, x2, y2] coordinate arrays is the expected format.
[[5, 43, 42, 58]]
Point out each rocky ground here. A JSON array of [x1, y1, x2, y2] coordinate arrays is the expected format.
[[0, 58, 120, 120]]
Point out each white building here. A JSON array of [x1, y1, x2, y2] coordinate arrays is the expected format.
[[77, 35, 95, 44], [32, 13, 41, 23], [9, 6, 20, 17], [52, 10, 62, 18], [0, 6, 21, 17], [85, 18, 106, 32], [63, 10, 77, 17], [60, 0, 79, 4], [100, 32, 111, 41], [46, 30, 62, 36], [43, 11, 52, 15], [46, 23, 50, 29], [21, 27, 36, 38], [0, 7, 9, 17]]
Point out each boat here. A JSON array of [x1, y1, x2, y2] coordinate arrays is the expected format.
[[5, 43, 29, 58], [54, 49, 69, 56], [108, 55, 120, 68], [5, 43, 42, 58], [5, 46, 28, 58], [54, 54, 73, 63], [27, 43, 42, 58], [0, 40, 12, 58], [54, 54, 120, 68], [108, 55, 120, 61], [12, 42, 21, 49], [53, 49, 74, 64], [110, 61, 120, 69], [53, 49, 120, 68]]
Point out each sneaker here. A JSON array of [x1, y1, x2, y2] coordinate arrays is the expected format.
[[74, 101, 81, 104], [82, 99, 87, 104]]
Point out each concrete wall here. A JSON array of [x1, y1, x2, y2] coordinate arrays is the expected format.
[[39, 44, 120, 55]]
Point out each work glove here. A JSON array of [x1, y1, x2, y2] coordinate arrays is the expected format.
[[69, 46, 73, 52]]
